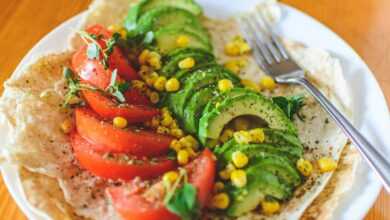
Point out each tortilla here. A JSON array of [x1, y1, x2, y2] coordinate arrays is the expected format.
[[0, 0, 360, 219]]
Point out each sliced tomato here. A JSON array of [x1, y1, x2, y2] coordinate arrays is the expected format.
[[124, 88, 151, 106], [71, 132, 175, 180], [82, 90, 158, 122], [85, 24, 112, 39], [107, 149, 217, 220], [107, 186, 180, 220], [75, 108, 172, 155]]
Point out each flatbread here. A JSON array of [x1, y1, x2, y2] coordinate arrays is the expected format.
[[0, 0, 360, 219]]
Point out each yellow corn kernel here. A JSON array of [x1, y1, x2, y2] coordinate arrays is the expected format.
[[224, 59, 247, 74], [132, 80, 147, 91], [108, 24, 121, 32], [232, 151, 249, 168], [161, 107, 170, 115], [249, 128, 265, 143], [260, 76, 276, 91], [241, 79, 260, 92], [219, 169, 231, 180], [138, 49, 150, 65], [224, 42, 241, 56], [178, 57, 195, 69], [163, 171, 179, 185], [143, 71, 159, 86], [296, 158, 313, 177], [60, 119, 73, 134], [157, 126, 170, 135], [180, 135, 199, 149], [239, 42, 251, 54], [230, 169, 247, 188], [233, 130, 251, 144], [148, 92, 160, 104], [153, 76, 167, 92], [119, 29, 127, 39], [317, 157, 337, 173], [170, 139, 182, 152], [113, 116, 128, 129], [176, 35, 190, 47], [220, 128, 234, 143], [213, 181, 225, 192], [177, 150, 190, 165], [218, 79, 234, 92], [161, 114, 173, 127], [170, 128, 184, 138], [210, 193, 230, 209], [148, 52, 162, 70], [233, 117, 250, 131], [169, 120, 179, 129], [148, 117, 160, 128], [165, 78, 180, 92], [261, 200, 280, 215]]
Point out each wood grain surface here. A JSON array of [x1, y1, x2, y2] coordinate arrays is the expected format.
[[0, 0, 388, 219]]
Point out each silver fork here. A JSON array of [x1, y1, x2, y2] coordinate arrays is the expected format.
[[238, 12, 390, 192]]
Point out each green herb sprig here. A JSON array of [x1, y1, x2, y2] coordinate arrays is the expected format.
[[272, 95, 305, 120], [105, 69, 130, 103], [62, 67, 97, 107]]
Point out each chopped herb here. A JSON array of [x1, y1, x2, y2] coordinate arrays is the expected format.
[[106, 69, 130, 103], [272, 95, 305, 120]]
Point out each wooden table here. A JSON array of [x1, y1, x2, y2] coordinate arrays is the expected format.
[[0, 0, 388, 219]]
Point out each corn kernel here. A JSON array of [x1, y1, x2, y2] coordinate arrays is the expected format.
[[213, 181, 225, 192], [161, 114, 173, 127], [148, 52, 162, 70], [241, 79, 260, 92], [219, 169, 231, 180], [60, 119, 73, 134], [230, 169, 247, 188], [179, 135, 199, 149], [210, 193, 230, 209], [108, 24, 121, 32], [138, 49, 150, 65], [119, 29, 127, 39], [178, 57, 195, 69], [218, 79, 234, 92], [177, 150, 190, 165], [176, 35, 190, 47], [157, 126, 170, 134], [233, 117, 250, 131], [113, 117, 128, 129], [317, 157, 337, 173], [224, 59, 247, 74], [261, 200, 280, 215], [144, 72, 159, 86], [224, 42, 241, 56], [220, 128, 234, 143], [260, 76, 276, 90], [170, 139, 182, 152], [149, 117, 160, 128], [165, 78, 180, 92], [233, 130, 251, 144], [232, 151, 249, 168], [170, 128, 184, 138], [153, 76, 167, 92], [149, 92, 159, 104], [296, 158, 313, 177], [163, 171, 179, 185], [249, 128, 265, 143]]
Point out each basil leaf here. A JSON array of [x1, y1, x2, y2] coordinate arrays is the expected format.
[[87, 43, 100, 59], [166, 183, 200, 220], [272, 95, 305, 120]]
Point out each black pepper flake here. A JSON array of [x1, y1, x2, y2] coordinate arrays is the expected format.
[[325, 118, 329, 124]]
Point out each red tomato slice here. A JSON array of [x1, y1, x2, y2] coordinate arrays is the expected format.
[[124, 88, 151, 106], [85, 24, 112, 39], [82, 90, 158, 122], [186, 148, 216, 207], [107, 149, 216, 220], [107, 186, 180, 220], [75, 108, 172, 155], [71, 132, 175, 180]]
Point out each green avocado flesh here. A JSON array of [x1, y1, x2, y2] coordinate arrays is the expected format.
[[198, 91, 297, 145]]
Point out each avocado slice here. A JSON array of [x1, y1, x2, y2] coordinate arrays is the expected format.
[[154, 26, 212, 53], [227, 169, 292, 217], [168, 66, 240, 119], [198, 92, 297, 145], [183, 87, 218, 134], [214, 140, 303, 166], [124, 0, 202, 31], [161, 48, 215, 77], [263, 128, 303, 149]]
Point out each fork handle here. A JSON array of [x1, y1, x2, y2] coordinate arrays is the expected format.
[[293, 77, 390, 193]]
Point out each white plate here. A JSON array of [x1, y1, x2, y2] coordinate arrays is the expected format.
[[2, 1, 389, 219]]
